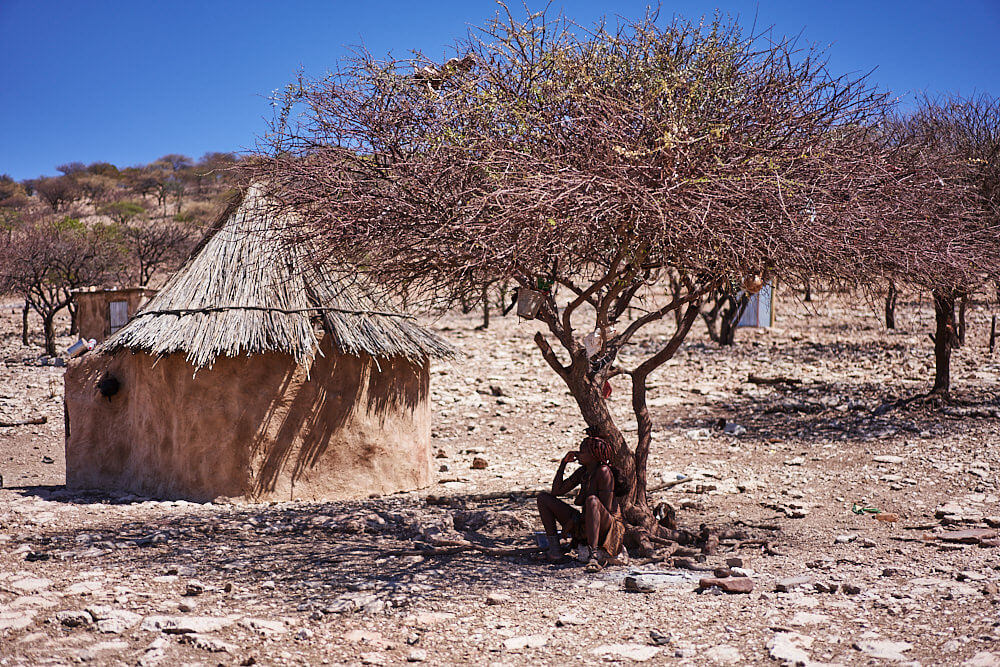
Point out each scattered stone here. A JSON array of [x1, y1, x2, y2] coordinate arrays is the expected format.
[[722, 423, 746, 436], [698, 577, 753, 594], [789, 612, 829, 626], [940, 529, 997, 544], [686, 428, 711, 441], [813, 581, 838, 593], [485, 591, 512, 606], [625, 573, 690, 592], [404, 612, 456, 628], [0, 610, 35, 631], [784, 457, 805, 466], [725, 557, 744, 568], [11, 577, 52, 592], [65, 581, 105, 596], [842, 583, 862, 595], [768, 632, 813, 665], [649, 630, 671, 646], [407, 649, 428, 662], [556, 614, 587, 627], [140, 615, 235, 634], [240, 618, 288, 636], [183, 580, 205, 596], [776, 575, 814, 592], [873, 455, 905, 464], [260, 580, 276, 590], [957, 571, 987, 582], [591, 644, 662, 662], [835, 534, 857, 544], [179, 633, 237, 653], [503, 634, 549, 650], [471, 457, 488, 469], [361, 652, 386, 666], [704, 645, 742, 664], [86, 607, 142, 634], [56, 610, 92, 627], [178, 601, 197, 613], [853, 639, 913, 661], [966, 652, 1000, 666], [295, 628, 313, 640]]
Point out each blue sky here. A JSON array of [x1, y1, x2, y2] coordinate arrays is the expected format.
[[2, 1, 998, 181]]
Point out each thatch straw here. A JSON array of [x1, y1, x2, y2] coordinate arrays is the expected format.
[[103, 184, 453, 368]]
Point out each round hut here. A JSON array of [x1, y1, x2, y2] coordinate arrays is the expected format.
[[64, 185, 452, 502]]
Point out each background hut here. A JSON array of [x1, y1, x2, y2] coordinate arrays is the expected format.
[[72, 286, 158, 343], [64, 184, 452, 502]]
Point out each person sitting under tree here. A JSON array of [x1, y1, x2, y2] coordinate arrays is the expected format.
[[536, 435, 628, 570]]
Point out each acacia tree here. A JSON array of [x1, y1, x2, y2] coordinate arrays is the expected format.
[[120, 221, 192, 286], [0, 215, 122, 354], [255, 10, 937, 548], [891, 95, 1000, 398]]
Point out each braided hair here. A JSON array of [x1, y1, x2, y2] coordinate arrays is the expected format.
[[581, 435, 631, 498]]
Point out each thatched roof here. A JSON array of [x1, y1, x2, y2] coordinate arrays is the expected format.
[[102, 184, 453, 368]]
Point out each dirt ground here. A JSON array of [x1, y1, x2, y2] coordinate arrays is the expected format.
[[1, 290, 999, 666]]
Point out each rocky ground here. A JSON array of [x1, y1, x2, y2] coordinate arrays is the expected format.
[[1, 290, 1000, 666]]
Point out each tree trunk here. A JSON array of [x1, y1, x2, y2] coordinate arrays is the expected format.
[[931, 289, 956, 397], [68, 301, 78, 336], [803, 280, 812, 302], [42, 313, 57, 357], [21, 302, 30, 346], [718, 293, 749, 346], [957, 293, 967, 347], [478, 284, 490, 330], [885, 284, 897, 329]]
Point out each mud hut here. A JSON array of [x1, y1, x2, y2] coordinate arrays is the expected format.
[[72, 286, 158, 343], [64, 185, 453, 502]]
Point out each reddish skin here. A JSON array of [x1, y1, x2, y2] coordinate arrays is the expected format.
[[536, 441, 618, 559]]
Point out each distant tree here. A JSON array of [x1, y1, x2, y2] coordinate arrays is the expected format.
[[99, 200, 147, 226], [157, 154, 193, 172], [121, 221, 191, 286], [0, 175, 30, 229], [0, 215, 123, 354], [34, 175, 81, 212], [121, 167, 161, 197], [75, 173, 118, 203], [56, 162, 87, 176], [86, 162, 120, 178], [192, 152, 238, 194]]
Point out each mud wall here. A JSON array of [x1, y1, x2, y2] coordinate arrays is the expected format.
[[64, 336, 431, 502], [75, 289, 155, 343]]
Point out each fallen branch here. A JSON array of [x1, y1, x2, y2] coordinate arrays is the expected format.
[[748, 374, 802, 386], [0, 416, 47, 428], [383, 540, 544, 559], [647, 477, 692, 493]]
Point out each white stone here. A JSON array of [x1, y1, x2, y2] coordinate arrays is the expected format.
[[768, 632, 813, 665], [789, 612, 829, 626], [704, 645, 743, 664], [239, 617, 288, 635], [140, 615, 235, 634], [11, 577, 52, 592], [591, 644, 662, 662], [0, 609, 35, 631], [854, 639, 913, 662], [503, 634, 549, 650]]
